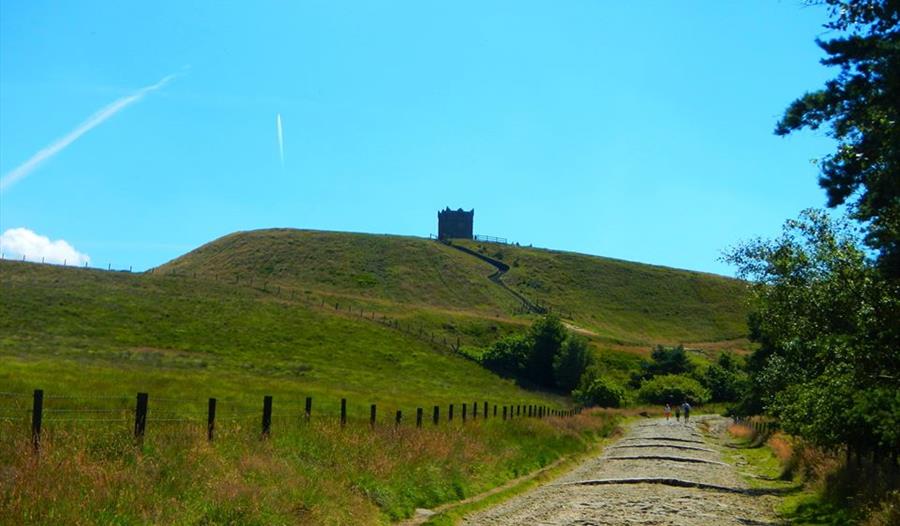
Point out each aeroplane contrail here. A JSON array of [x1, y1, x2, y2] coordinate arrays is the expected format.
[[0, 72, 179, 192], [276, 113, 284, 167]]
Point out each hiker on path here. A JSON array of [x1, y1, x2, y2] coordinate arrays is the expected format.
[[682, 401, 691, 423], [664, 404, 671, 421], [674, 405, 681, 422]]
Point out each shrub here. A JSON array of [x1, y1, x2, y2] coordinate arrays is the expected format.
[[480, 334, 531, 377], [637, 374, 710, 405], [573, 376, 626, 408]]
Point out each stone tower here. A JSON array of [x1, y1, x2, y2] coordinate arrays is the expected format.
[[437, 207, 474, 240]]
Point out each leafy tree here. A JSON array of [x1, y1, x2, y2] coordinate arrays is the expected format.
[[629, 345, 694, 388], [724, 209, 900, 453], [481, 334, 532, 378], [648, 345, 694, 375], [637, 374, 710, 405], [553, 336, 594, 392], [703, 362, 746, 403], [776, 0, 900, 277], [574, 376, 626, 408], [526, 314, 567, 388]]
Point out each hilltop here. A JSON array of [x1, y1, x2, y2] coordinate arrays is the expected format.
[[157, 228, 750, 348]]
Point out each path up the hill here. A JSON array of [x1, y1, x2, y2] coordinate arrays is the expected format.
[[461, 415, 780, 525]]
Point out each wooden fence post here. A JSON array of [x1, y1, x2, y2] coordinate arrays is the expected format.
[[207, 398, 217, 441], [416, 408, 423, 428], [305, 397, 312, 422], [473, 402, 478, 420], [433, 406, 439, 425], [134, 392, 148, 441], [395, 410, 402, 426], [370, 404, 377, 427], [484, 401, 488, 419], [462, 403, 467, 423], [31, 389, 43, 452], [502, 406, 507, 421], [448, 404, 454, 421], [262, 395, 273, 438], [493, 405, 497, 417], [341, 399, 347, 427], [517, 405, 521, 417]]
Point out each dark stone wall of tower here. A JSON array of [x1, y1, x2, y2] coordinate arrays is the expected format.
[[438, 208, 474, 240]]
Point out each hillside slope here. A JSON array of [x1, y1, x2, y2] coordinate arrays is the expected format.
[[0, 260, 557, 411], [157, 229, 749, 346], [455, 239, 749, 344]]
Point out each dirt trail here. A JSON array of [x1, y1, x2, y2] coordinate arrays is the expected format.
[[460, 415, 780, 525]]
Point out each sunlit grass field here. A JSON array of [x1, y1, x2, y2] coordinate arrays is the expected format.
[[0, 229, 749, 524]]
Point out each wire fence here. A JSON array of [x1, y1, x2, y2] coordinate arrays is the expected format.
[[5, 389, 580, 453]]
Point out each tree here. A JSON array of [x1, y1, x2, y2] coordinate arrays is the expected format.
[[629, 345, 694, 388], [553, 336, 594, 392], [776, 0, 900, 277], [648, 345, 694, 376], [724, 209, 900, 453], [526, 314, 567, 388], [703, 362, 747, 403]]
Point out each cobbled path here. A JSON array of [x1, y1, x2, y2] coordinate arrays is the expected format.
[[461, 415, 780, 526]]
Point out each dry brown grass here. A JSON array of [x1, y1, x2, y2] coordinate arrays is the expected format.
[[727, 423, 755, 440], [0, 410, 619, 525]]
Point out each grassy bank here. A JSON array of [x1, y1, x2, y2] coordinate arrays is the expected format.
[[0, 409, 619, 525], [725, 422, 900, 525]]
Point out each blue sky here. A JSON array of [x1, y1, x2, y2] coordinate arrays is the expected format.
[[0, 1, 837, 275]]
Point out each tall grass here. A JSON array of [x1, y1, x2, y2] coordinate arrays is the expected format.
[[726, 423, 900, 525], [0, 410, 618, 525]]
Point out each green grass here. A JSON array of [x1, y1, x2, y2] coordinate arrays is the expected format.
[[0, 261, 561, 413], [1, 408, 620, 525], [0, 228, 755, 524], [458, 239, 749, 345], [157, 229, 519, 313], [154, 229, 749, 348]]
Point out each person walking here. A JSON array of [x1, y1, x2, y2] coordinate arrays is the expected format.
[[674, 404, 681, 422], [664, 403, 672, 421], [682, 401, 692, 423]]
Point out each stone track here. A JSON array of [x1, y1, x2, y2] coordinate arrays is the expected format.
[[460, 415, 780, 526]]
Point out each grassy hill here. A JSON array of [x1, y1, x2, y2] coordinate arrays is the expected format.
[[0, 259, 610, 525], [0, 229, 750, 524], [0, 260, 557, 412], [157, 229, 749, 348], [455, 239, 749, 345], [157, 229, 519, 313]]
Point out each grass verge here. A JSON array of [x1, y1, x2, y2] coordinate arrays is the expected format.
[[0, 410, 618, 525]]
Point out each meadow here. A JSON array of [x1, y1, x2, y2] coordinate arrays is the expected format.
[[0, 229, 750, 524]]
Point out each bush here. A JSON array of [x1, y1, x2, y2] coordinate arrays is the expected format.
[[480, 334, 531, 377], [638, 374, 710, 405], [574, 377, 626, 408]]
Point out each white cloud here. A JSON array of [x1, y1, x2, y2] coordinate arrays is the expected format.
[[0, 228, 90, 265], [0, 72, 180, 192]]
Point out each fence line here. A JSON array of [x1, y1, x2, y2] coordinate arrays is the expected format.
[[9, 389, 581, 453]]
